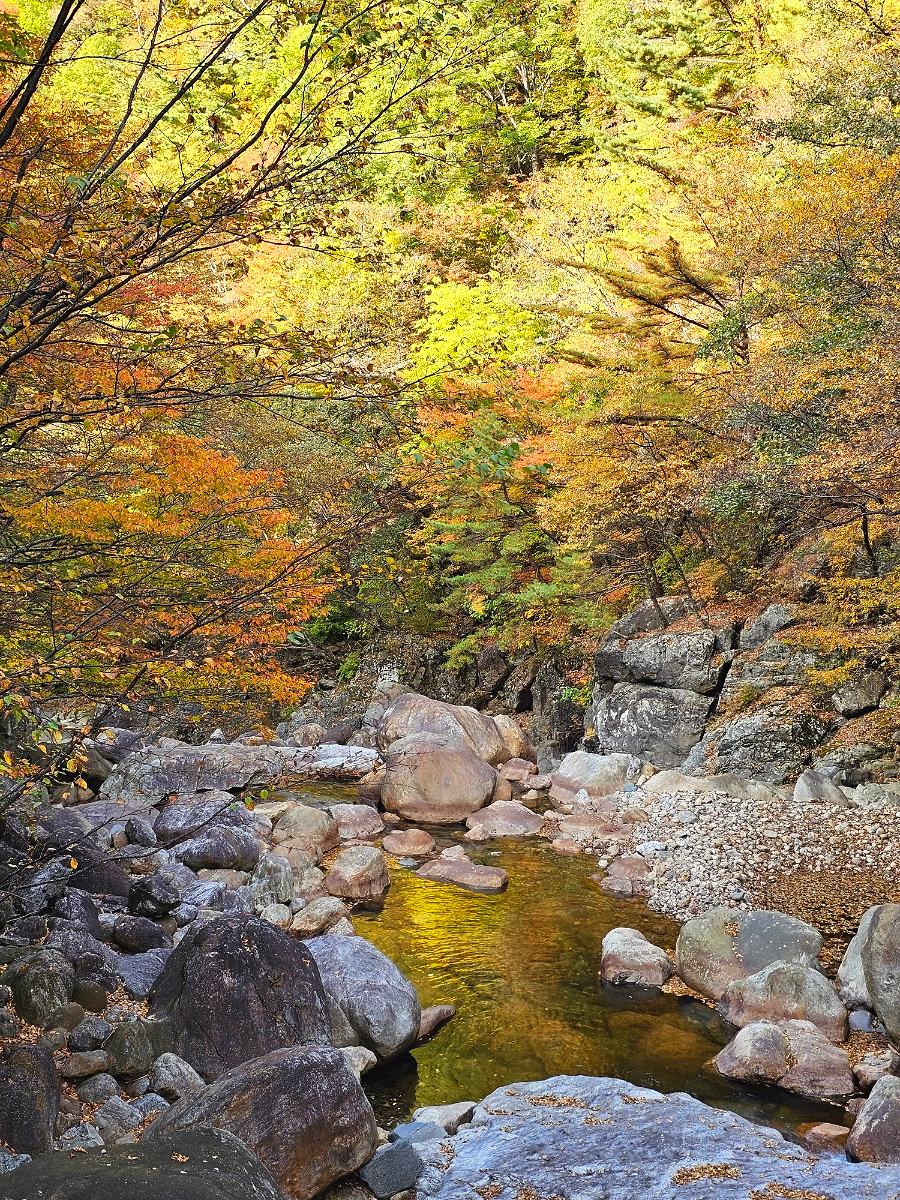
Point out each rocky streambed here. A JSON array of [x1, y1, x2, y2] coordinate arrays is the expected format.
[[3, 684, 900, 1196]]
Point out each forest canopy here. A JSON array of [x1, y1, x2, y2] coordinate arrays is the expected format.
[[1, 0, 898, 783]]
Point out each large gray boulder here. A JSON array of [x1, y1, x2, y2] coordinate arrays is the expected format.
[[377, 692, 509, 765], [5, 947, 73, 1026], [714, 1019, 854, 1100], [860, 902, 900, 1040], [847, 1074, 900, 1163], [792, 769, 851, 806], [680, 700, 831, 784], [304, 933, 421, 1061], [101, 743, 379, 805], [145, 1045, 377, 1200], [675, 907, 823, 1001], [548, 751, 632, 806], [148, 915, 332, 1081], [837, 905, 880, 1010], [591, 683, 714, 767], [594, 627, 733, 694], [0, 1128, 283, 1200], [718, 961, 847, 1042], [833, 670, 888, 717], [415, 1075, 899, 1200], [153, 791, 255, 844], [739, 603, 795, 649], [381, 733, 496, 824]]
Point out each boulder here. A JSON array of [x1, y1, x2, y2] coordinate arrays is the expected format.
[[51, 888, 103, 940], [412, 1101, 476, 1135], [145, 1045, 377, 1200], [290, 896, 350, 939], [0, 1045, 59, 1157], [837, 906, 880, 1010], [595, 627, 733, 694], [643, 770, 781, 802], [491, 715, 534, 763], [272, 804, 340, 853], [847, 1075, 900, 1162], [860, 902, 900, 1040], [4, 1127, 284, 1200], [718, 961, 847, 1042], [61, 1050, 111, 1079], [714, 1019, 854, 1100], [739, 603, 795, 649], [600, 928, 672, 988], [175, 825, 260, 872], [833, 670, 889, 717], [148, 915, 333, 1081], [381, 733, 496, 824], [416, 1005, 456, 1044], [415, 858, 508, 894], [150, 1052, 206, 1103], [796, 1122, 850, 1155], [357, 768, 385, 807], [153, 792, 255, 844], [5, 948, 73, 1026], [499, 757, 537, 782], [101, 743, 380, 805], [117, 948, 172, 999], [591, 684, 714, 768], [853, 1048, 899, 1091], [325, 846, 390, 901], [113, 913, 173, 953], [675, 907, 823, 1001], [548, 752, 633, 806], [305, 933, 420, 1060], [680, 701, 832, 784], [358, 1140, 428, 1199], [377, 692, 509, 765], [128, 875, 180, 918], [464, 801, 543, 841], [104, 1016, 171, 1079], [329, 804, 384, 841], [414, 1074, 900, 1200], [381, 828, 436, 857], [793, 769, 851, 806], [247, 853, 294, 910]]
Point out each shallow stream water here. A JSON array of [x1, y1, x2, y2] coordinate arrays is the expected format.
[[304, 787, 845, 1136]]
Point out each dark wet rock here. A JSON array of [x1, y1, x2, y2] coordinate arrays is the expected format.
[[180, 879, 226, 909], [860, 901, 900, 1041], [124, 815, 157, 847], [150, 1052, 206, 1103], [675, 907, 823, 1001], [0, 1045, 59, 1157], [45, 923, 117, 970], [6, 947, 74, 1026], [359, 1139, 428, 1199], [4, 1127, 284, 1200], [145, 1045, 377, 1200], [153, 792, 254, 845], [305, 933, 421, 1061], [128, 875, 179, 918], [174, 826, 260, 872], [416, 1075, 900, 1200], [415, 858, 508, 894], [325, 846, 390, 901], [147, 915, 332, 1081], [591, 684, 713, 768], [118, 948, 173, 999], [847, 1074, 900, 1162], [113, 914, 173, 953], [72, 951, 118, 1012], [15, 858, 71, 916], [718, 960, 847, 1042], [104, 1016, 172, 1080], [600, 928, 672, 988], [51, 889, 103, 940], [48, 1000, 85, 1031], [714, 1019, 854, 1100], [69, 1015, 113, 1052]]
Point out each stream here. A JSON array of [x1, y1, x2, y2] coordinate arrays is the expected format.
[[303, 786, 845, 1136]]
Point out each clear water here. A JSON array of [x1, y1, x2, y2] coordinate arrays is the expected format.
[[303, 789, 844, 1136]]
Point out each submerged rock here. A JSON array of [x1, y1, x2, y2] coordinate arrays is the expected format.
[[415, 858, 508, 894]]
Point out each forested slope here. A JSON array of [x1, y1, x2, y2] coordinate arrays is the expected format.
[[1, 0, 898, 785]]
